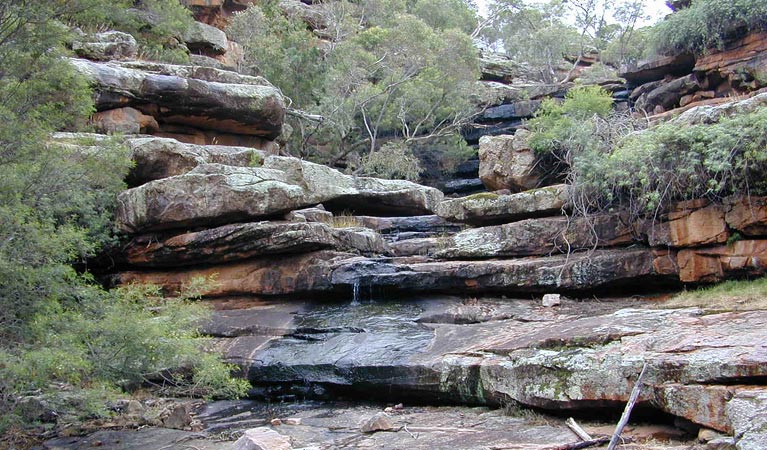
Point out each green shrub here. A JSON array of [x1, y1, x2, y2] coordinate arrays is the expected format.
[[650, 0, 767, 55], [527, 84, 767, 218], [360, 141, 423, 181], [1, 279, 249, 434], [603, 107, 767, 213]]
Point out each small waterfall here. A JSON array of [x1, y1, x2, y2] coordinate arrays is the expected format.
[[351, 280, 361, 306]]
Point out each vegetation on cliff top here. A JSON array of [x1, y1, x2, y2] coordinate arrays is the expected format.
[[651, 0, 767, 55], [528, 86, 767, 219]]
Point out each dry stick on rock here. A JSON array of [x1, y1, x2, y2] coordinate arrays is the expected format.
[[607, 363, 649, 450], [566, 417, 593, 441], [549, 436, 611, 450]]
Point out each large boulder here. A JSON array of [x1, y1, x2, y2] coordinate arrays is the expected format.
[[115, 164, 306, 233], [478, 130, 541, 192], [262, 156, 445, 216], [634, 74, 701, 115], [125, 137, 265, 186], [233, 427, 291, 450], [183, 21, 228, 55], [116, 155, 444, 233], [435, 184, 570, 225], [69, 58, 285, 139]]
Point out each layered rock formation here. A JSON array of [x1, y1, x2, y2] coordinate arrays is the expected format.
[[71, 9, 767, 449]]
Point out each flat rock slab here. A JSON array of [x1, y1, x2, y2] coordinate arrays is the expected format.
[[123, 221, 389, 268], [210, 295, 767, 437], [331, 248, 677, 294], [48, 400, 695, 450], [435, 184, 570, 225], [120, 247, 678, 297], [44, 428, 229, 450], [438, 214, 633, 259]]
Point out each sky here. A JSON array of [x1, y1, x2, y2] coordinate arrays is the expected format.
[[474, 0, 673, 26]]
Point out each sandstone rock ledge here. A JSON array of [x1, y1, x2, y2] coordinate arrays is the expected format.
[[70, 58, 286, 139], [120, 247, 677, 297]]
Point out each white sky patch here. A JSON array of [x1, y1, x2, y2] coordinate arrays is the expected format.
[[473, 0, 672, 27]]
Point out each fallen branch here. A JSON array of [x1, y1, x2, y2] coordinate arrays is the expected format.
[[286, 108, 324, 122], [548, 436, 611, 450], [607, 363, 649, 450], [566, 417, 593, 441]]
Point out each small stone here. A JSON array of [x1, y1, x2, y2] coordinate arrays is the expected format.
[[394, 403, 404, 410], [233, 427, 291, 450], [698, 427, 725, 442], [162, 403, 192, 430], [284, 417, 301, 425], [360, 412, 394, 433], [542, 293, 561, 307], [123, 400, 144, 416], [383, 407, 394, 413], [270, 418, 282, 426]]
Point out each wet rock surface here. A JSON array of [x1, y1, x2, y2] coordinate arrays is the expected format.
[[202, 294, 767, 444]]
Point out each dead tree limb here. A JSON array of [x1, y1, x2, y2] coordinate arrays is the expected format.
[[607, 363, 649, 450]]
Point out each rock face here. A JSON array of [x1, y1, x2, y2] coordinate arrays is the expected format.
[[619, 53, 696, 84], [70, 58, 285, 139], [648, 201, 730, 248], [90, 107, 160, 134], [119, 247, 677, 297], [478, 130, 542, 192], [677, 240, 767, 283], [725, 195, 767, 236], [435, 185, 570, 225]]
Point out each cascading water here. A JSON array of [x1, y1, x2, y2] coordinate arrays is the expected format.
[[351, 280, 361, 306]]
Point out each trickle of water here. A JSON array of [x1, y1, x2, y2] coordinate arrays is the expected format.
[[351, 281, 361, 306]]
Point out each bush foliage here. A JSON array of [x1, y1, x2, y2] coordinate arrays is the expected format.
[[528, 87, 767, 218], [651, 0, 767, 55], [0, 0, 246, 438], [227, 0, 480, 180]]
